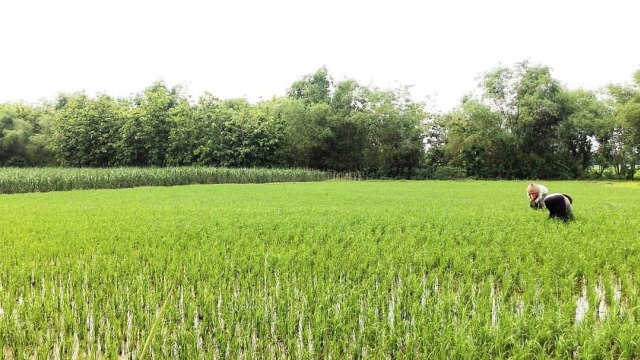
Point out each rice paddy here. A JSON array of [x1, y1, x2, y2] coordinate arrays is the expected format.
[[0, 180, 639, 358]]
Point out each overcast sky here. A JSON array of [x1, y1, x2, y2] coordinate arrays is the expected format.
[[1, 0, 639, 112]]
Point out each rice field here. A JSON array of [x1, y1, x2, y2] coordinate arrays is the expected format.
[[1, 180, 639, 358]]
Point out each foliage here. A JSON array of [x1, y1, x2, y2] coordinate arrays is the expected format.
[[609, 70, 640, 180], [1, 65, 639, 180], [283, 70, 426, 177], [442, 100, 517, 178], [118, 82, 186, 166], [432, 165, 467, 179], [51, 93, 124, 167], [0, 102, 54, 166], [427, 61, 640, 179], [0, 72, 427, 177]]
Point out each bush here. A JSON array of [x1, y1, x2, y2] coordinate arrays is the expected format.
[[433, 166, 467, 180], [5, 156, 27, 167]]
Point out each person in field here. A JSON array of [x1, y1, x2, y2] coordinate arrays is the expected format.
[[526, 183, 575, 222], [526, 183, 548, 210], [542, 193, 575, 222]]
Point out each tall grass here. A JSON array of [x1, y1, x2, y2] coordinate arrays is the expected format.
[[0, 167, 327, 194]]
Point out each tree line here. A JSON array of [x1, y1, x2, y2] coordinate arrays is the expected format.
[[1, 63, 639, 179], [426, 62, 640, 180]]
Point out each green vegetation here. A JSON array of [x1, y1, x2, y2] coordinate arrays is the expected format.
[[427, 63, 640, 180], [0, 167, 328, 194], [0, 69, 426, 178], [1, 181, 639, 358], [2, 64, 639, 180]]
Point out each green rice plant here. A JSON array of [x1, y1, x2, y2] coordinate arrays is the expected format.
[[0, 181, 639, 357], [139, 285, 175, 359]]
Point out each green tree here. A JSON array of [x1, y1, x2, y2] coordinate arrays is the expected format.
[[611, 69, 640, 179], [263, 97, 308, 167], [0, 105, 32, 166], [189, 94, 227, 166], [559, 90, 610, 177], [288, 67, 332, 104], [363, 87, 426, 178], [179, 98, 284, 168], [284, 69, 427, 176], [474, 62, 586, 178], [119, 82, 185, 166], [0, 103, 55, 166], [442, 100, 518, 178], [423, 114, 448, 175], [515, 65, 572, 178], [166, 97, 197, 166], [51, 93, 123, 167], [431, 61, 616, 179], [284, 72, 368, 171]]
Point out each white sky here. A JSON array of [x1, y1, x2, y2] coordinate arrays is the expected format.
[[1, 0, 639, 112]]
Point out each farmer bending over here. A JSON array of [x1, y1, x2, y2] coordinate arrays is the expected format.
[[526, 183, 548, 210], [542, 193, 575, 222]]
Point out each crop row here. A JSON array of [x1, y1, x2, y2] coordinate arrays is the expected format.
[[0, 167, 327, 194]]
